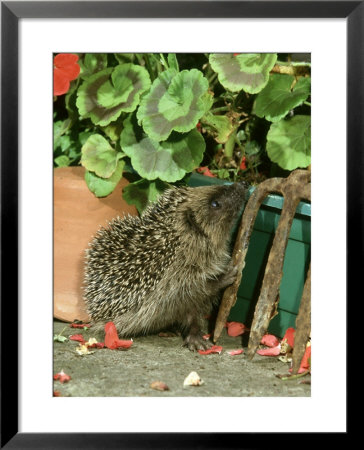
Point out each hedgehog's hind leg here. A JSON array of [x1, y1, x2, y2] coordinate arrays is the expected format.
[[180, 313, 212, 351]]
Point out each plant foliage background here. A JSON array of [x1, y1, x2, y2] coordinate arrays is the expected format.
[[54, 53, 311, 212]]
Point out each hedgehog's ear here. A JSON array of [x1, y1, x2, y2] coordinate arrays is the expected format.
[[184, 208, 207, 238]]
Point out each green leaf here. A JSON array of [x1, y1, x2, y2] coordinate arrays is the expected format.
[[76, 64, 151, 126], [120, 114, 205, 182], [54, 155, 71, 167], [79, 53, 108, 79], [85, 159, 125, 197], [114, 53, 136, 64], [167, 53, 179, 72], [54, 119, 72, 148], [266, 115, 311, 170], [81, 134, 123, 178], [122, 178, 169, 214], [209, 53, 277, 93], [245, 141, 260, 156], [137, 68, 213, 141], [254, 74, 311, 122], [54, 334, 68, 343], [100, 119, 124, 142], [201, 112, 235, 144]]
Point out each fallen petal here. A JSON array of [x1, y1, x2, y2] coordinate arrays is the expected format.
[[150, 381, 169, 391], [183, 371, 204, 386], [76, 344, 95, 356], [69, 334, 85, 344], [290, 344, 311, 374], [227, 349, 244, 356], [198, 345, 223, 355], [104, 322, 133, 349], [257, 345, 281, 356], [70, 323, 91, 329], [202, 334, 211, 340], [282, 327, 295, 348], [261, 334, 279, 348], [226, 322, 246, 337], [53, 370, 71, 383]]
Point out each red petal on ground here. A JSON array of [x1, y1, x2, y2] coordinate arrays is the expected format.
[[53, 370, 71, 383], [87, 342, 105, 349], [104, 322, 133, 349], [261, 334, 279, 348], [150, 381, 170, 391], [69, 334, 86, 344], [202, 334, 211, 340], [198, 345, 223, 355], [300, 345, 311, 371], [227, 349, 244, 356], [289, 345, 311, 374], [53, 391, 61, 397], [256, 345, 281, 356], [70, 323, 91, 328], [282, 328, 295, 347], [226, 322, 246, 337]]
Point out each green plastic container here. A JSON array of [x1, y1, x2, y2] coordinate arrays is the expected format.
[[188, 173, 311, 338]]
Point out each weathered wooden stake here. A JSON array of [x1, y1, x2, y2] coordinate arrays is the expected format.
[[213, 170, 311, 368]]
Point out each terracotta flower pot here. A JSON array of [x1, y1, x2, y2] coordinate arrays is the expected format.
[[54, 166, 137, 323]]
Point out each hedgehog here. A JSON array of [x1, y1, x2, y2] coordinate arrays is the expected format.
[[84, 182, 246, 351]]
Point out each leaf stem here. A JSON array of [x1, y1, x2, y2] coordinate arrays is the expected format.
[[304, 101, 311, 107], [144, 54, 155, 81], [224, 128, 238, 159], [210, 106, 230, 113], [159, 53, 169, 69]]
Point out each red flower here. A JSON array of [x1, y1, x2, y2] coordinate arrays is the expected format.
[[240, 157, 247, 170], [53, 53, 80, 96], [197, 166, 216, 178]]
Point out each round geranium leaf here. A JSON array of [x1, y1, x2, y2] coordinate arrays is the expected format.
[[122, 178, 169, 214], [254, 74, 311, 122], [209, 53, 277, 94], [76, 64, 151, 126], [120, 114, 206, 182], [266, 115, 311, 170], [85, 160, 125, 198], [200, 112, 235, 144], [79, 53, 108, 79], [81, 134, 123, 178], [137, 68, 213, 141]]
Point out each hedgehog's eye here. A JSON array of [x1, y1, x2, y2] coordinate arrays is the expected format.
[[211, 200, 220, 208]]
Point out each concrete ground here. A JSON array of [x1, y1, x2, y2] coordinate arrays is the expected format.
[[53, 319, 310, 397]]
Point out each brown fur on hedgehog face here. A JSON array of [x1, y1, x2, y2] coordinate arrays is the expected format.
[[84, 182, 246, 349], [176, 183, 246, 245]]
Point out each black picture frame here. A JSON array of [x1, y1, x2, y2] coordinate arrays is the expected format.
[[1, 1, 357, 447]]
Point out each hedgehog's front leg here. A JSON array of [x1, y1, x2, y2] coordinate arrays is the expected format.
[[181, 313, 212, 351]]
